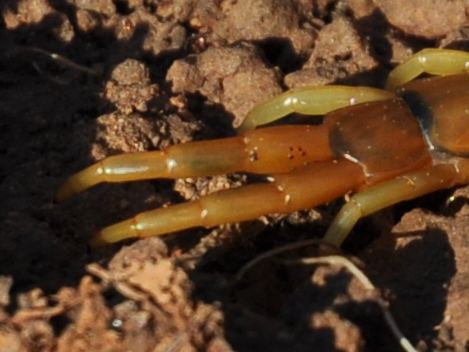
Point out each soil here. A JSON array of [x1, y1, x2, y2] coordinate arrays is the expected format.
[[1, 0, 469, 351]]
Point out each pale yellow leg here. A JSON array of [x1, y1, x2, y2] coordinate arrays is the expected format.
[[323, 164, 460, 246], [238, 86, 393, 131], [386, 48, 469, 90], [90, 160, 365, 247], [56, 125, 333, 201]]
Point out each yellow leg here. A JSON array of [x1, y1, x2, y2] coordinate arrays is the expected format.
[[238, 86, 393, 131], [90, 160, 365, 247], [323, 164, 460, 246], [386, 48, 469, 90], [56, 125, 334, 201]]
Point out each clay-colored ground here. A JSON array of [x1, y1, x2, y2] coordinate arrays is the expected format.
[[1, 0, 469, 351]]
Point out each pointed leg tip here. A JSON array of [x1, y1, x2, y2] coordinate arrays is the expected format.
[[55, 185, 73, 203], [89, 229, 121, 248], [56, 164, 104, 202], [237, 118, 256, 132], [90, 219, 139, 248], [89, 234, 108, 248]]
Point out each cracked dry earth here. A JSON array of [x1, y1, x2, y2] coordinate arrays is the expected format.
[[1, 0, 469, 351]]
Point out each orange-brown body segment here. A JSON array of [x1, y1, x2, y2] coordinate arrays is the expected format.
[[326, 98, 432, 184], [397, 73, 469, 156]]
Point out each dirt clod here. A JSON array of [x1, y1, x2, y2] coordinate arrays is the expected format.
[[104, 59, 158, 114], [285, 16, 378, 88], [211, 0, 317, 57], [167, 44, 282, 126], [375, 0, 468, 39]]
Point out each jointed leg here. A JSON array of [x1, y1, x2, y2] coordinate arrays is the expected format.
[[323, 164, 460, 246], [57, 124, 333, 201], [238, 86, 393, 131], [90, 160, 365, 247], [386, 48, 469, 90]]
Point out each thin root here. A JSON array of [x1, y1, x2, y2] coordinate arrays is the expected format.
[[16, 46, 100, 76], [233, 241, 417, 352], [232, 239, 341, 283], [291, 255, 417, 352]]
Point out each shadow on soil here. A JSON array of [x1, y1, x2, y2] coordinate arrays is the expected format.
[[189, 222, 455, 350], [0, 0, 165, 292]]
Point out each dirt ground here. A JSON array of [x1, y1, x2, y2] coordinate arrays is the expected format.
[[1, 0, 469, 351]]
